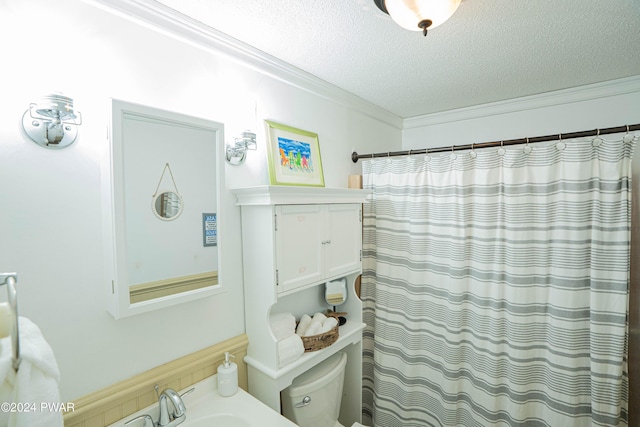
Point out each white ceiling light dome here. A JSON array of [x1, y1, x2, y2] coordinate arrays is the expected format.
[[375, 0, 462, 36]]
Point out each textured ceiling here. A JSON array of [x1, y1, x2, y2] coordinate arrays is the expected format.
[[155, 0, 640, 119]]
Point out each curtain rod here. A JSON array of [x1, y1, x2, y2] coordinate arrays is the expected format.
[[351, 123, 640, 163]]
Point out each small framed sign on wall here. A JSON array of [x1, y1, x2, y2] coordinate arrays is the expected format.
[[265, 120, 325, 187], [202, 213, 217, 247]]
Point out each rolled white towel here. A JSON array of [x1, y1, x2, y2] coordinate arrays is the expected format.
[[303, 319, 323, 337], [321, 316, 338, 333], [270, 312, 296, 341], [277, 334, 305, 367], [312, 312, 327, 323], [295, 314, 312, 336]]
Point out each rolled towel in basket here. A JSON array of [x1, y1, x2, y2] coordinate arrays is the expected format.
[[295, 314, 312, 336], [312, 312, 327, 323], [277, 334, 304, 367], [303, 319, 323, 337], [269, 312, 296, 341], [321, 316, 338, 333]]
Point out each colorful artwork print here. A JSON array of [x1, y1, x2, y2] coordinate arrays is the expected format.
[[265, 120, 324, 187], [278, 137, 314, 173]]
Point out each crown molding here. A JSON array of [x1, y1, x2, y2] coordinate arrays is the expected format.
[[85, 0, 403, 129], [404, 75, 640, 129]]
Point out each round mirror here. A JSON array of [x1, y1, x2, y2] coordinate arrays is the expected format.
[[152, 191, 183, 220]]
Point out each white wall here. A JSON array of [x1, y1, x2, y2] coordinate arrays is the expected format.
[[0, 0, 400, 400], [402, 76, 640, 150]]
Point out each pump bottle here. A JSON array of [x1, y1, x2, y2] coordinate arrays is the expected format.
[[217, 352, 238, 396]]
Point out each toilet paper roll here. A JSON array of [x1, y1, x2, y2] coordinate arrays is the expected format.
[[0, 303, 11, 339]]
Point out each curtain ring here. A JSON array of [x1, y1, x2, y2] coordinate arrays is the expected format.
[[557, 133, 566, 151], [523, 137, 532, 154], [469, 143, 477, 159], [623, 125, 635, 143], [497, 140, 505, 156], [593, 129, 603, 147]]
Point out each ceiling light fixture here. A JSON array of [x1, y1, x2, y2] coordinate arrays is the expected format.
[[374, 0, 461, 36]]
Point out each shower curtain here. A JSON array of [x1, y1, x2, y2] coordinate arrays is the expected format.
[[361, 134, 636, 427]]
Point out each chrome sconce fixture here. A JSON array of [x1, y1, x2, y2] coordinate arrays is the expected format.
[[21, 93, 82, 149], [374, 0, 461, 36], [225, 130, 257, 165]]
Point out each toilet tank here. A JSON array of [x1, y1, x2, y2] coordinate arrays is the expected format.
[[281, 352, 348, 427]]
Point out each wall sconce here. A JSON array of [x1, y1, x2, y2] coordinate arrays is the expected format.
[[225, 130, 257, 165], [21, 93, 82, 149]]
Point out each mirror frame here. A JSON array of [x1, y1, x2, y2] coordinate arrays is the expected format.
[[103, 98, 225, 319], [152, 190, 184, 221]]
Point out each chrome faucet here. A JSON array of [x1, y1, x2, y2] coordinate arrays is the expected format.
[[158, 388, 187, 427], [124, 385, 194, 427]]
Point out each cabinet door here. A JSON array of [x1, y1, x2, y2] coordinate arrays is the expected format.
[[275, 205, 324, 294], [324, 204, 362, 279]]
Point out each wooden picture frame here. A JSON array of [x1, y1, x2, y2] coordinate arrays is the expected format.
[[265, 120, 325, 187]]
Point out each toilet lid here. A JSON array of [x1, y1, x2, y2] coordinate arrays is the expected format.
[[290, 352, 346, 388]]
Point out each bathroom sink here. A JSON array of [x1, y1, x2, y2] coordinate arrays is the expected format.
[[186, 413, 251, 427], [108, 375, 297, 427]]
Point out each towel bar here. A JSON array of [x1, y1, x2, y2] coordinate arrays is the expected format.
[[0, 273, 20, 371]]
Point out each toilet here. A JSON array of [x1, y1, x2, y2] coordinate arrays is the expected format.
[[281, 352, 365, 427]]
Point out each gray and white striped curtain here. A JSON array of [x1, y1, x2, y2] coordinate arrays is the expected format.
[[361, 134, 636, 427]]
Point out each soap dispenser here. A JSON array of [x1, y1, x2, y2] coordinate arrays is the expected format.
[[217, 352, 238, 397]]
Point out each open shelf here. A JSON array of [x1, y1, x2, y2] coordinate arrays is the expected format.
[[244, 321, 365, 382]]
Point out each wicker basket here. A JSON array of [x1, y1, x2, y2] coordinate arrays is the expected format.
[[299, 312, 341, 352], [301, 322, 339, 352]]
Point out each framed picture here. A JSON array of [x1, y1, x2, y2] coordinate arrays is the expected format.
[[265, 120, 325, 187]]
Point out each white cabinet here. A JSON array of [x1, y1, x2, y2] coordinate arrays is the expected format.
[[275, 204, 362, 294], [232, 186, 369, 426]]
